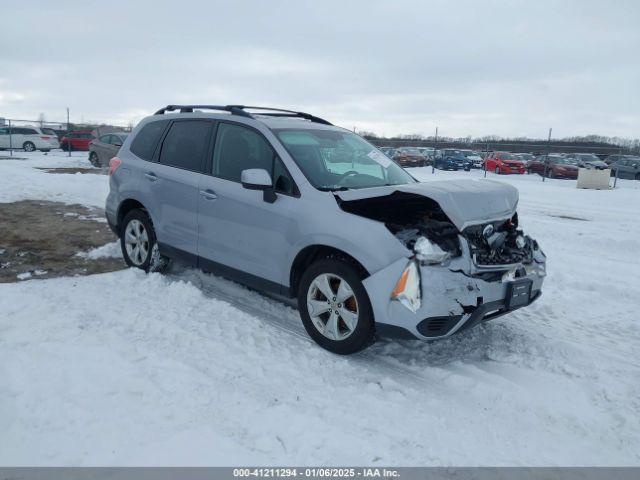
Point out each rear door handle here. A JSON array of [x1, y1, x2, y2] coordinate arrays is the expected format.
[[200, 189, 218, 200], [144, 172, 158, 182]]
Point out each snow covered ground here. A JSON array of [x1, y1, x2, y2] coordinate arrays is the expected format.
[[1, 152, 639, 466]]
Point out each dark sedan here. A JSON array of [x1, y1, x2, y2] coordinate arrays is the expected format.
[[610, 156, 640, 180], [434, 149, 471, 171], [564, 153, 608, 170]]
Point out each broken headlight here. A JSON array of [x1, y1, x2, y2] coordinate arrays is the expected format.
[[414, 236, 450, 265], [391, 260, 421, 312]]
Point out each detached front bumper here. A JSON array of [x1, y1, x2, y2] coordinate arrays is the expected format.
[[364, 250, 546, 340]]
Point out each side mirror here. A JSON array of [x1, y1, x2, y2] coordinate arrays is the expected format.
[[241, 168, 276, 203]]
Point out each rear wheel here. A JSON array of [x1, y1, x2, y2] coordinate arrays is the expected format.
[[89, 152, 100, 167], [635, 173, 640, 181], [298, 258, 375, 355], [495, 166, 501, 174], [120, 209, 169, 273], [23, 141, 35, 152]]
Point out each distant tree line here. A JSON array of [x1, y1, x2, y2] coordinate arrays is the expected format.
[[360, 131, 640, 155]]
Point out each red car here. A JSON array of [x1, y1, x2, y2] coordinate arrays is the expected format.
[[484, 152, 526, 174], [60, 131, 95, 151], [527, 155, 579, 179]]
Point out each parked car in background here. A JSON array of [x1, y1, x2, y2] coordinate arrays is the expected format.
[[605, 154, 635, 166], [106, 104, 546, 354], [563, 153, 608, 170], [527, 154, 579, 179], [0, 126, 60, 151], [484, 152, 525, 174], [610, 156, 640, 180], [393, 147, 427, 167], [515, 153, 535, 163], [417, 147, 435, 164], [60, 130, 94, 151], [379, 146, 396, 158], [460, 150, 484, 168], [434, 149, 471, 171], [89, 132, 129, 167]]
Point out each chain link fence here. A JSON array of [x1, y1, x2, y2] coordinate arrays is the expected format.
[[0, 117, 130, 157]]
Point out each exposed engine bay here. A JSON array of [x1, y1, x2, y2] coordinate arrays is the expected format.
[[463, 213, 534, 266], [337, 190, 535, 268]]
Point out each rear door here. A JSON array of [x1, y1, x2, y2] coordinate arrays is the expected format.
[[144, 119, 214, 258], [197, 121, 298, 291]]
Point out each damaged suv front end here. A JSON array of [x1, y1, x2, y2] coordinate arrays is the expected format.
[[336, 180, 546, 340]]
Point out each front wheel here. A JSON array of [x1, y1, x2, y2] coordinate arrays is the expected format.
[[120, 209, 169, 273], [298, 259, 375, 354], [495, 166, 501, 174], [23, 141, 36, 152]]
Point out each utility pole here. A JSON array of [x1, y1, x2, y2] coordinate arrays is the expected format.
[[543, 127, 552, 182], [432, 126, 438, 174], [66, 107, 71, 157], [8, 119, 12, 156]]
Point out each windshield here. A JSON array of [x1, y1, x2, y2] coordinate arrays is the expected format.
[[462, 151, 479, 157], [501, 153, 518, 160], [275, 128, 415, 191]]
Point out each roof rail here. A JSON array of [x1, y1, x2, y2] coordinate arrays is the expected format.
[[153, 104, 332, 125]]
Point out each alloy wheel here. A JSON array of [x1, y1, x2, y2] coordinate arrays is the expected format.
[[124, 219, 149, 266], [306, 273, 359, 341]]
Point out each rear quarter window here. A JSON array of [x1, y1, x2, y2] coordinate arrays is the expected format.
[[130, 120, 169, 161]]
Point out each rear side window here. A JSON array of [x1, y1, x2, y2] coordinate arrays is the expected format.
[[159, 120, 210, 172], [99, 135, 111, 143], [130, 121, 168, 160]]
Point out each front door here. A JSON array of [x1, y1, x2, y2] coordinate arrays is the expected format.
[[197, 121, 298, 291]]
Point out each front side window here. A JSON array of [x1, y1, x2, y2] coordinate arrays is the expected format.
[[212, 123, 295, 195], [212, 122, 273, 182], [274, 128, 414, 191], [99, 135, 111, 143], [159, 120, 210, 172], [130, 120, 169, 161]]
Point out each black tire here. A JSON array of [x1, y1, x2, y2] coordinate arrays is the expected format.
[[549, 170, 555, 179], [120, 209, 169, 273], [298, 258, 375, 355], [89, 152, 101, 167], [23, 141, 36, 152], [635, 173, 640, 181]]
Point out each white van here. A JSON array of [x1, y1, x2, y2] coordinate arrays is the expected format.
[[0, 126, 60, 152]]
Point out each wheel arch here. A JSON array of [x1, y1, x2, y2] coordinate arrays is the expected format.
[[289, 245, 370, 298], [116, 198, 149, 233]]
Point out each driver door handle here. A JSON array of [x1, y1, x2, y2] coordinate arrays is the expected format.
[[200, 189, 218, 201]]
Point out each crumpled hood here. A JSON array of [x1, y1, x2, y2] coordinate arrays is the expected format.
[[335, 179, 519, 231]]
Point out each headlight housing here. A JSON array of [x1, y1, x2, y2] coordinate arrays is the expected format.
[[391, 260, 421, 312]]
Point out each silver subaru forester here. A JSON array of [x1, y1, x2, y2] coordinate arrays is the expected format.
[[106, 105, 546, 354]]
